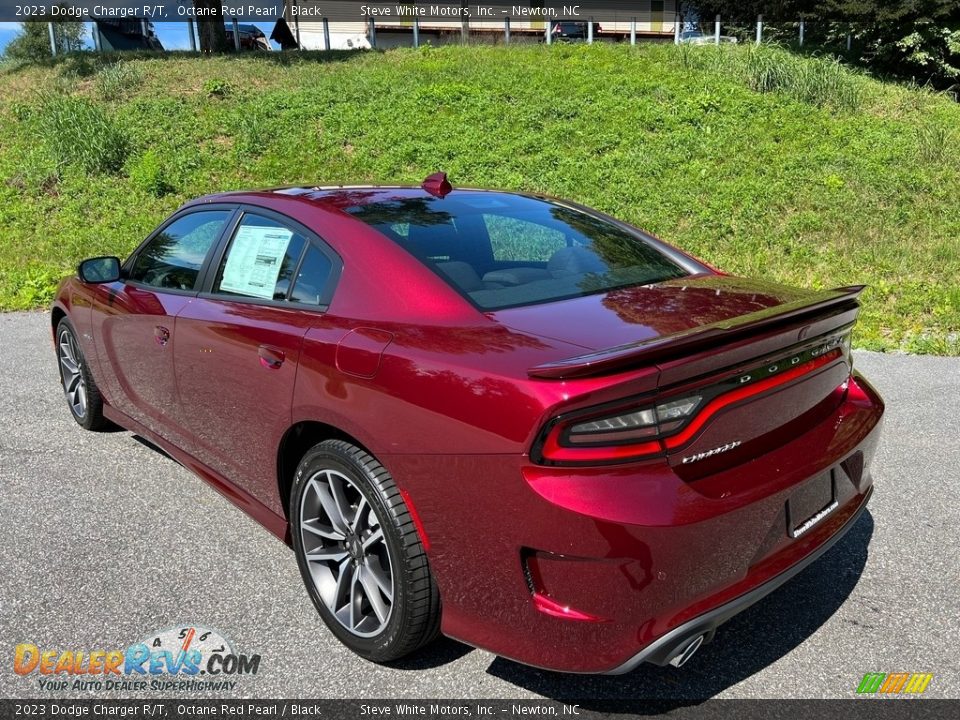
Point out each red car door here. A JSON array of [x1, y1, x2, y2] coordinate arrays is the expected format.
[[90, 209, 233, 444], [172, 210, 340, 514]]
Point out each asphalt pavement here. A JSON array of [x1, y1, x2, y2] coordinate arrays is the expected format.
[[1, 310, 957, 702]]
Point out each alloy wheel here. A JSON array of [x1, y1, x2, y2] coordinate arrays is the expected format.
[[299, 469, 394, 637], [58, 327, 87, 420]]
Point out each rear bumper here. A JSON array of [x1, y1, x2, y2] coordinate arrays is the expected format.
[[384, 372, 884, 674], [607, 484, 872, 673]]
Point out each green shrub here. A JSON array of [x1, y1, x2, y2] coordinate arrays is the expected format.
[[32, 93, 129, 174], [0, 265, 65, 309], [232, 110, 268, 158], [94, 62, 143, 101], [58, 53, 103, 78], [129, 150, 174, 196], [10, 101, 32, 122], [685, 45, 864, 112], [203, 78, 233, 98], [915, 123, 954, 163]]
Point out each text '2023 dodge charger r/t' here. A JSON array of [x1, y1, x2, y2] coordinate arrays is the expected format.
[[51, 173, 884, 674]]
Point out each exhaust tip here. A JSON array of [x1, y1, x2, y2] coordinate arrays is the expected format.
[[668, 634, 705, 668]]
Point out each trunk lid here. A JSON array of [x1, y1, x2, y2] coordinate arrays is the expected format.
[[512, 275, 863, 472], [488, 275, 861, 380]]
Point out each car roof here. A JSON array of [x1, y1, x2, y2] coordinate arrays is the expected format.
[[190, 185, 543, 214], [180, 186, 549, 325]]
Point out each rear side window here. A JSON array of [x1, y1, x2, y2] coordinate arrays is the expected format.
[[345, 193, 689, 310], [214, 214, 307, 301], [129, 211, 230, 291], [290, 246, 334, 306]]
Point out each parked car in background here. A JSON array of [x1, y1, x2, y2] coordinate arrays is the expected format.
[[680, 30, 738, 44], [52, 174, 883, 674], [224, 23, 272, 51], [550, 20, 602, 41]]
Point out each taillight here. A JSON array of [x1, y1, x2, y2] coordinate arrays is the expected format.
[[534, 334, 850, 466], [539, 394, 701, 464], [566, 396, 701, 444]]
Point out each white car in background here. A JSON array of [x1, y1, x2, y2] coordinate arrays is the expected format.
[[679, 30, 739, 44]]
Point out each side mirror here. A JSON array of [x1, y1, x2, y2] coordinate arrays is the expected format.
[[78, 256, 121, 284]]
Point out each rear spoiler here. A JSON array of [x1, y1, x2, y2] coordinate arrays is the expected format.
[[527, 285, 865, 380]]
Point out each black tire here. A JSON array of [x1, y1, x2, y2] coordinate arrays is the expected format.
[[55, 318, 110, 431], [290, 440, 441, 662]]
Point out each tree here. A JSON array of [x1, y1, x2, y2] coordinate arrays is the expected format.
[[825, 0, 960, 85], [695, 0, 960, 86], [4, 19, 85, 61], [193, 0, 231, 53], [695, 1, 959, 25]]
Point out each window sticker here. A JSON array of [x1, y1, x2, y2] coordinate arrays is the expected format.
[[220, 225, 293, 300]]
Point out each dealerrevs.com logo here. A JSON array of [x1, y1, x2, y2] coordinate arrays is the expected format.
[[14, 625, 261, 692]]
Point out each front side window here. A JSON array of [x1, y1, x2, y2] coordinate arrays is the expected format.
[[214, 214, 307, 301], [345, 193, 689, 310], [129, 210, 230, 291]]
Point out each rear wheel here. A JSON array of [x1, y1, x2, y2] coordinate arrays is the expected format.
[[290, 440, 440, 662], [56, 318, 109, 431]]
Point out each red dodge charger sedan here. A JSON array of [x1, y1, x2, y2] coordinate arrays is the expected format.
[[51, 174, 884, 673]]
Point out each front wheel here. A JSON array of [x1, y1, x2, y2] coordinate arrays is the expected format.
[[290, 440, 440, 662], [56, 318, 110, 431]]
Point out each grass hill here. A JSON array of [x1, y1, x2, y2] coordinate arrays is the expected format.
[[0, 43, 957, 353]]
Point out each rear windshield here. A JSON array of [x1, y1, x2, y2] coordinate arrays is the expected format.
[[345, 193, 689, 311]]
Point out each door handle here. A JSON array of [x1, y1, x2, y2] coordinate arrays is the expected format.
[[154, 326, 170, 346], [258, 345, 285, 369]]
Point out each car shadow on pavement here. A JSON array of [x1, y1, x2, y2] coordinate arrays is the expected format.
[[386, 636, 475, 671], [482, 511, 874, 711], [132, 434, 176, 461]]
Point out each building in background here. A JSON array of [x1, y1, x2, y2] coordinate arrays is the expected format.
[[277, 1, 678, 49], [94, 19, 164, 51]]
